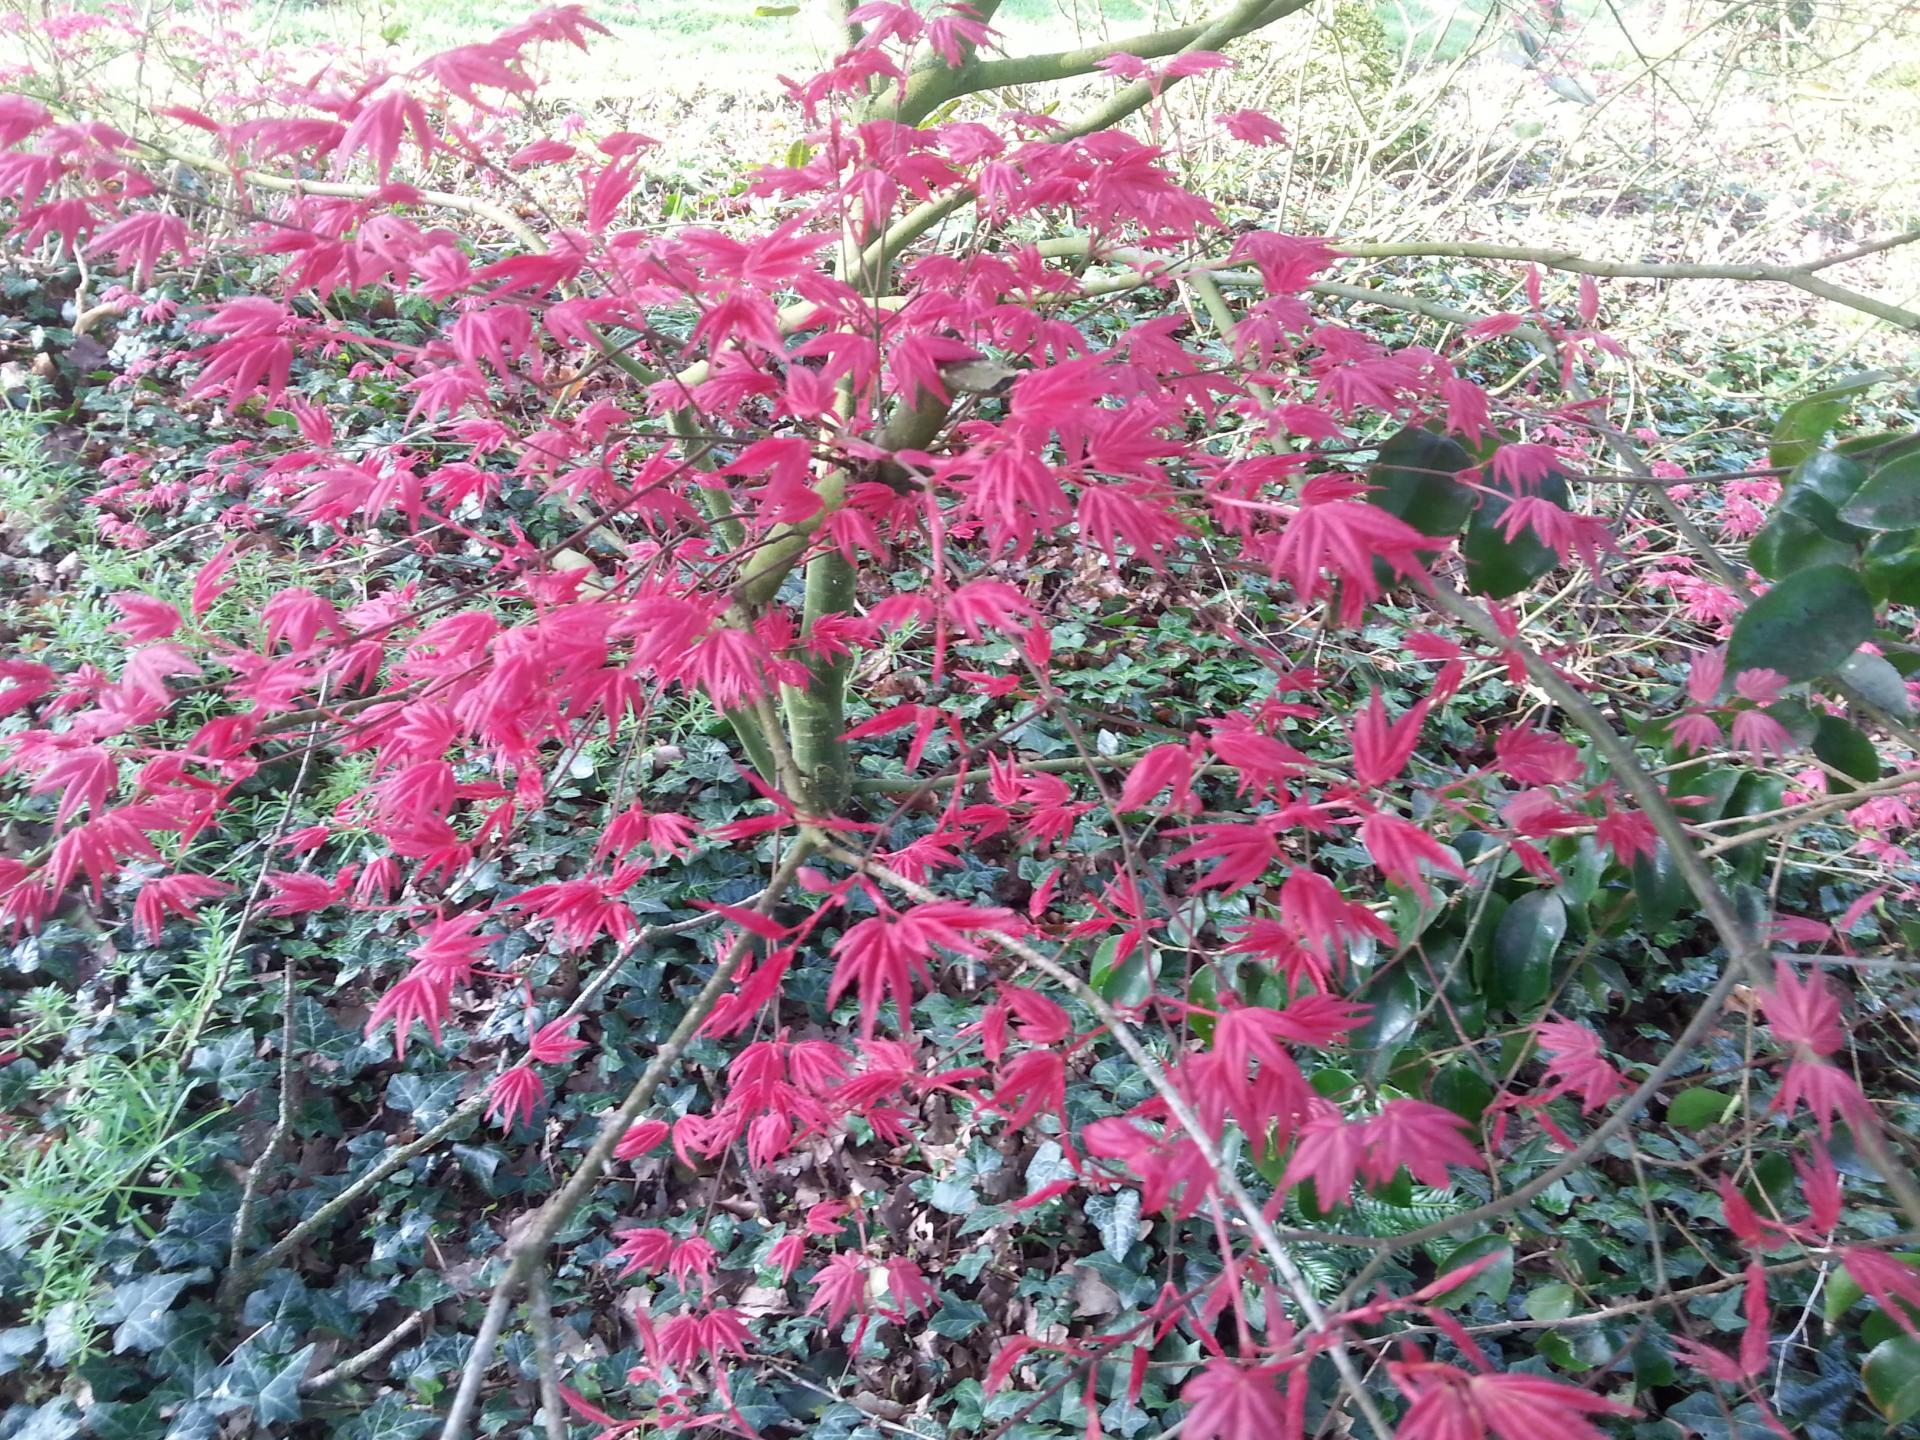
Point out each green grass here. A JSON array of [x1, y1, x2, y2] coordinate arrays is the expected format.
[[0, 915, 238, 1354]]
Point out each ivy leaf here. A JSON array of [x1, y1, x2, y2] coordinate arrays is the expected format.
[[385, 1072, 467, 1128], [86, 1397, 169, 1440], [1085, 1189, 1142, 1261], [0, 1325, 43, 1376], [1025, 1140, 1075, 1193], [8, 1399, 83, 1440], [350, 1395, 440, 1440], [1864, 1335, 1920, 1424], [1487, 891, 1566, 1013], [104, 1271, 201, 1354], [931, 1296, 990, 1339], [1724, 565, 1874, 683]]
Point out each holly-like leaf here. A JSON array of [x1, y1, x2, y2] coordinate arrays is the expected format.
[[1366, 425, 1474, 537], [1840, 447, 1920, 531], [1864, 1335, 1920, 1424], [1460, 469, 1573, 598], [1769, 374, 1884, 469], [1486, 891, 1566, 1013], [1724, 565, 1874, 683]]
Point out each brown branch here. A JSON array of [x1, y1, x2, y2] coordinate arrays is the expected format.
[[1335, 237, 1920, 331], [437, 837, 818, 1440], [300, 1310, 429, 1392], [529, 1268, 567, 1440]]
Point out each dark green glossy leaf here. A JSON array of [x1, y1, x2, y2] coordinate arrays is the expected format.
[[1460, 469, 1573, 598], [1628, 840, 1689, 929], [1778, 483, 1866, 543], [1724, 565, 1874, 683], [1349, 965, 1418, 1081], [1367, 425, 1474, 537], [1430, 1065, 1494, 1122], [1091, 936, 1154, 1008], [1749, 511, 1854, 579], [1863, 536, 1920, 605], [1813, 714, 1881, 788], [1841, 447, 1920, 531], [1864, 1335, 1920, 1424], [1788, 449, 1869, 508], [1487, 891, 1566, 1013], [1769, 373, 1884, 468], [1724, 772, 1787, 884], [1838, 650, 1912, 719], [1663, 765, 1742, 822]]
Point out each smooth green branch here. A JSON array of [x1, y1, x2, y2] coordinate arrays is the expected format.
[[782, 547, 860, 813], [878, 0, 1311, 126]]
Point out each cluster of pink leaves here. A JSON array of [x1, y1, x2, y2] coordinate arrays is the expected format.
[[0, 3, 1910, 1435]]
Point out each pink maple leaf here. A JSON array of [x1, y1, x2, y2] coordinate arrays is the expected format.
[[1762, 959, 1843, 1055], [1181, 1360, 1294, 1440]]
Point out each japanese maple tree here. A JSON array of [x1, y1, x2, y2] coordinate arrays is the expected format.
[[2, 2, 1918, 1438]]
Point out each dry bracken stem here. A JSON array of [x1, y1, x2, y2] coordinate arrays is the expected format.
[[1331, 236, 1920, 331]]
